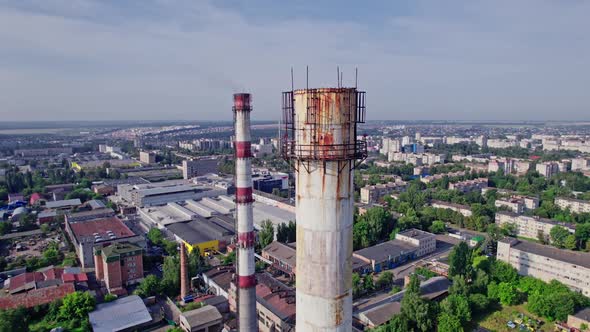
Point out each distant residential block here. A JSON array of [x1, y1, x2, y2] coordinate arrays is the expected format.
[[360, 181, 408, 204], [448, 178, 488, 193], [495, 211, 575, 241], [555, 197, 590, 214], [494, 195, 539, 214], [431, 200, 472, 217]]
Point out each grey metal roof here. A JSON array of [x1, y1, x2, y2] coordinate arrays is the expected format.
[[166, 217, 234, 245], [500, 237, 590, 269], [354, 240, 417, 263], [87, 199, 106, 209], [45, 199, 81, 209], [89, 295, 152, 332], [181, 305, 222, 327]]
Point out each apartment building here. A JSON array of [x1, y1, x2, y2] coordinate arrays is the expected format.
[[360, 180, 408, 204], [431, 200, 472, 217], [448, 178, 488, 193], [497, 238, 590, 296], [495, 211, 575, 241], [536, 162, 559, 178], [139, 151, 156, 164], [420, 171, 466, 184], [555, 197, 590, 214], [571, 158, 590, 171], [494, 196, 539, 214]]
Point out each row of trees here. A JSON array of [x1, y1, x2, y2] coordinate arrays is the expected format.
[[0, 291, 95, 332]]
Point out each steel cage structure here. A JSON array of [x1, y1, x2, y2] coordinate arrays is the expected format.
[[281, 89, 367, 167]]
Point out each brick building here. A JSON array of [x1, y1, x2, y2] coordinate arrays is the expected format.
[[94, 242, 144, 295]]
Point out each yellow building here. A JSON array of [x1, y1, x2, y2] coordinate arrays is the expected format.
[[183, 239, 219, 256]]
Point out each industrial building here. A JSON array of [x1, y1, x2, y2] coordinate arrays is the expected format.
[[395, 228, 437, 257], [117, 180, 227, 207], [353, 240, 418, 274], [166, 216, 235, 255], [179, 305, 223, 332], [497, 238, 590, 296], [65, 207, 116, 223], [65, 216, 145, 268], [94, 242, 144, 295], [182, 158, 220, 179], [89, 295, 153, 332], [252, 172, 289, 194], [495, 211, 575, 241], [261, 241, 296, 279]]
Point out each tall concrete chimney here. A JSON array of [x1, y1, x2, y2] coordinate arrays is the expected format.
[[282, 86, 367, 330], [180, 242, 188, 300], [233, 93, 257, 331]]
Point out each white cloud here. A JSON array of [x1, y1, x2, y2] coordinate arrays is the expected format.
[[0, 0, 589, 121]]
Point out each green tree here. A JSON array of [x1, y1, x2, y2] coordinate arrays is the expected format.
[[550, 225, 571, 248], [449, 275, 470, 297], [162, 240, 179, 256], [276, 221, 296, 243], [162, 255, 180, 296], [437, 312, 463, 332], [363, 274, 374, 293], [468, 293, 490, 313], [377, 314, 411, 332], [222, 251, 236, 265], [429, 220, 446, 234], [147, 228, 164, 245], [401, 292, 436, 332], [564, 234, 577, 250], [448, 242, 470, 277], [258, 220, 275, 249], [376, 271, 394, 289], [135, 275, 162, 297], [440, 294, 471, 323], [352, 273, 362, 298], [490, 260, 518, 283], [406, 274, 421, 294], [59, 291, 96, 320], [104, 293, 117, 302], [497, 282, 519, 306], [0, 307, 28, 332]]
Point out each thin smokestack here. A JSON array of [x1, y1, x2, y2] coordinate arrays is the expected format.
[[233, 93, 257, 331], [180, 242, 188, 300]]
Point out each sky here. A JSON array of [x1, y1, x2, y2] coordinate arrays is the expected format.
[[0, 0, 589, 122]]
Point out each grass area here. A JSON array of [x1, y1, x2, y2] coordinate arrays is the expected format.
[[474, 304, 554, 332], [28, 320, 88, 332]]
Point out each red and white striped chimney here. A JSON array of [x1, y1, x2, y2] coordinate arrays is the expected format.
[[233, 93, 257, 331]]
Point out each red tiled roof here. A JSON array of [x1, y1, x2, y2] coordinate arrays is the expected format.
[[69, 216, 135, 240], [43, 267, 64, 280], [0, 284, 75, 310], [30, 193, 43, 205], [9, 272, 45, 292], [62, 273, 88, 283]]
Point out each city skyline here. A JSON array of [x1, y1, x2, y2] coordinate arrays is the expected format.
[[1, 0, 590, 121]]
